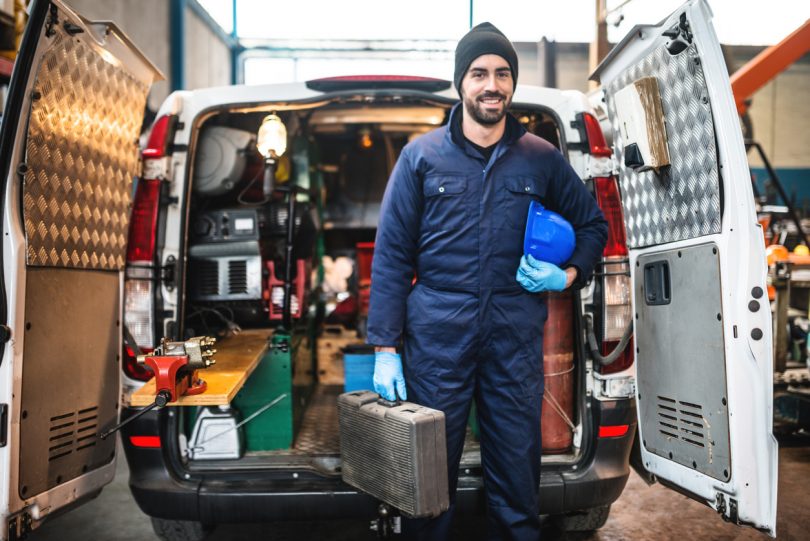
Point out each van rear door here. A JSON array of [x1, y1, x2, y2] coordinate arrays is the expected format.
[[591, 0, 777, 535], [0, 1, 161, 537]]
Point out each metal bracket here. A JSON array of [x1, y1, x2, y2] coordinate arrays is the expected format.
[[593, 374, 636, 399], [716, 493, 739, 523], [62, 20, 84, 36], [0, 403, 7, 447], [271, 337, 290, 354], [716, 492, 726, 517], [161, 255, 177, 291], [45, 4, 58, 38], [7, 512, 32, 540], [663, 13, 693, 55]]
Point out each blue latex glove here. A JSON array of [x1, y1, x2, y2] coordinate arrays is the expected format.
[[516, 254, 567, 293], [373, 351, 407, 401]]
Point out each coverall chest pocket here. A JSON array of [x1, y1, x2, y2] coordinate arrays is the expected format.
[[501, 176, 547, 230], [422, 175, 469, 231]]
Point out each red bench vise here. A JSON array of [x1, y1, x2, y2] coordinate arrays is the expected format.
[[138, 336, 218, 403], [100, 336, 217, 440]]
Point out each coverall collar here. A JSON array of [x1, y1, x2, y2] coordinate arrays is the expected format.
[[447, 102, 526, 164]]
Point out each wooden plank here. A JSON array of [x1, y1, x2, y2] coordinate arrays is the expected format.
[[130, 329, 271, 407]]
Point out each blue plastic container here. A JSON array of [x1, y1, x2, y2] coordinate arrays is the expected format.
[[523, 200, 575, 266], [343, 346, 375, 393]]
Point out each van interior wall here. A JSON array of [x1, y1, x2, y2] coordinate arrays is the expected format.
[[176, 101, 579, 467]]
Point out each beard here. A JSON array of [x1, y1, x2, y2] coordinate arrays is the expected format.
[[462, 90, 511, 126]]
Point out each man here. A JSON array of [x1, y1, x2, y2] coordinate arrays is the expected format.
[[367, 22, 608, 540]]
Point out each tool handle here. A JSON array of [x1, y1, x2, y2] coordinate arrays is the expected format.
[[99, 390, 170, 440]]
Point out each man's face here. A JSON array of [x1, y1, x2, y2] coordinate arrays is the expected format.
[[460, 54, 514, 126]]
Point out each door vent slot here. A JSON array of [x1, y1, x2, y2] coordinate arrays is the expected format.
[[228, 259, 248, 294], [197, 259, 219, 296], [657, 395, 707, 448], [49, 411, 76, 461], [47, 406, 100, 460]]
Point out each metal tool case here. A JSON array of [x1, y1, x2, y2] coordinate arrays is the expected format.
[[337, 391, 449, 518]]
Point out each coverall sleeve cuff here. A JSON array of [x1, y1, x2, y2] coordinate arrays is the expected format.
[[365, 332, 402, 348], [564, 263, 589, 290]]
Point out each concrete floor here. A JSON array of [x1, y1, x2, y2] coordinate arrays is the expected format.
[[27, 434, 809, 541]]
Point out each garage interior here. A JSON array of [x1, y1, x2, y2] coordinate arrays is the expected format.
[[0, 0, 807, 540]]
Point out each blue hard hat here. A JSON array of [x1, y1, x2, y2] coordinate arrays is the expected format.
[[523, 200, 575, 266]]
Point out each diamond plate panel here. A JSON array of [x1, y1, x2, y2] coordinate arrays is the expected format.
[[605, 43, 721, 249], [23, 27, 148, 270]]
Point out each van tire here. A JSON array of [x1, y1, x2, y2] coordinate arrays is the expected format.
[[554, 504, 611, 532], [151, 518, 213, 541]]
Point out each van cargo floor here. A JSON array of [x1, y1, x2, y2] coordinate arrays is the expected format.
[[293, 384, 342, 454]]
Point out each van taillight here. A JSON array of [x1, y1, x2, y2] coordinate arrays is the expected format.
[[123, 343, 153, 382], [122, 115, 176, 367], [124, 179, 160, 360], [594, 177, 628, 258], [594, 176, 633, 374], [129, 436, 161, 448], [580, 112, 612, 158], [142, 114, 177, 159], [124, 266, 155, 365], [127, 178, 161, 263]]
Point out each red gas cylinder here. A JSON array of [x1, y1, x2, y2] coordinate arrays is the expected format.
[[541, 291, 575, 454]]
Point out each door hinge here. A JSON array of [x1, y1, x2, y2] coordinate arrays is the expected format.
[[7, 512, 32, 540], [0, 404, 7, 447], [62, 20, 84, 36], [44, 4, 58, 38], [663, 12, 693, 55], [161, 255, 177, 291], [716, 493, 740, 524]]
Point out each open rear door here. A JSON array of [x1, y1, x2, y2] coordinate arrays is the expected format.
[[0, 1, 161, 537], [591, 0, 777, 535]]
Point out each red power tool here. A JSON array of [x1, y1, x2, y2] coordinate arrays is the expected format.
[[100, 336, 217, 439]]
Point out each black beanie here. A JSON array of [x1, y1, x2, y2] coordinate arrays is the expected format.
[[454, 22, 518, 96]]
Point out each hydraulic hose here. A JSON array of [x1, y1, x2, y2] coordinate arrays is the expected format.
[[585, 314, 633, 366]]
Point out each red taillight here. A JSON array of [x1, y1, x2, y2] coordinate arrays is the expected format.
[[123, 344, 153, 381], [142, 115, 176, 159], [129, 435, 161, 448], [594, 177, 628, 257], [305, 75, 451, 92], [598, 425, 629, 438], [581, 112, 612, 158], [126, 178, 161, 262], [594, 176, 633, 375], [600, 337, 634, 375]]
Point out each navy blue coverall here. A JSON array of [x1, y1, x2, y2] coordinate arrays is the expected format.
[[367, 103, 608, 540]]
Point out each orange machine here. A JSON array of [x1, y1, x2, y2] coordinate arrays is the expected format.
[[730, 20, 810, 117]]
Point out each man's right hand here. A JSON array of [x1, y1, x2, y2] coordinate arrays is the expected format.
[[373, 350, 407, 401]]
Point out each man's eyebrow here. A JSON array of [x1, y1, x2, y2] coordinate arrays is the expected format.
[[495, 67, 511, 72]]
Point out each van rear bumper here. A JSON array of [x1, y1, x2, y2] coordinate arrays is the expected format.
[[123, 397, 635, 523]]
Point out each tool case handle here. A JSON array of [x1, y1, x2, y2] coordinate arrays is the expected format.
[[376, 395, 401, 408]]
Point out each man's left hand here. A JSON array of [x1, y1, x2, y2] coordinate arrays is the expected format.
[[516, 254, 573, 292]]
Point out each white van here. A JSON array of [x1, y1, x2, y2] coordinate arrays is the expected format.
[[0, 1, 776, 539]]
